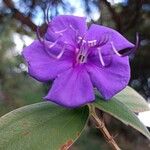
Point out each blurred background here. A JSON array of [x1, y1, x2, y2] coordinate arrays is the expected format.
[[0, 0, 150, 149]]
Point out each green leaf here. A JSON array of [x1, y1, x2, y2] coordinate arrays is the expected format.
[[115, 86, 150, 112], [0, 102, 89, 150], [93, 96, 150, 140]]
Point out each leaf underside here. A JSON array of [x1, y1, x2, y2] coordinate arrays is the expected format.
[[115, 86, 150, 113], [93, 96, 150, 140]]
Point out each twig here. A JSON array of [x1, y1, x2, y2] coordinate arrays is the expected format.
[[3, 0, 47, 36], [89, 105, 121, 150]]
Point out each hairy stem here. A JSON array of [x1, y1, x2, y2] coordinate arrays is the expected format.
[[89, 105, 121, 150]]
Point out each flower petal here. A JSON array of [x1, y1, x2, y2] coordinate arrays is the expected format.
[[86, 55, 130, 99], [45, 66, 95, 108], [45, 15, 87, 45], [22, 40, 73, 82], [87, 24, 134, 55]]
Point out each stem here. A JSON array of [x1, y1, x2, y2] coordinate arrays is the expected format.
[[89, 105, 121, 150]]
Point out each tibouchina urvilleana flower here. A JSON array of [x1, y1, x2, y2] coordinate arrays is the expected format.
[[22, 15, 138, 108]]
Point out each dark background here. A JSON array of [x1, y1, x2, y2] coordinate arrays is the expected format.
[[0, 0, 150, 149]]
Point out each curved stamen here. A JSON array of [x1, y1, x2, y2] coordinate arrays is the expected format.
[[54, 24, 78, 37], [98, 47, 106, 67], [110, 33, 139, 57], [36, 26, 43, 43], [89, 34, 109, 50], [110, 41, 122, 57], [77, 36, 83, 44], [77, 33, 86, 47], [121, 32, 139, 55], [44, 39, 58, 49], [54, 28, 68, 35], [36, 27, 64, 59], [46, 3, 51, 23], [135, 32, 139, 49], [69, 24, 77, 33], [56, 45, 65, 59], [98, 34, 109, 46], [43, 40, 65, 59]]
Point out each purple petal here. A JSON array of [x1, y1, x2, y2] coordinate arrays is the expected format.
[[22, 40, 73, 82], [87, 24, 134, 55], [45, 66, 95, 108], [86, 55, 130, 99], [45, 15, 87, 45]]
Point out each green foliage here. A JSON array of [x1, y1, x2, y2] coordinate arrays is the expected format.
[[93, 95, 150, 140], [115, 86, 150, 112], [0, 86, 149, 150], [0, 1, 150, 149], [0, 102, 89, 150]]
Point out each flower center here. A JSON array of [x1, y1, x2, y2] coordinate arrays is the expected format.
[[76, 38, 88, 64], [77, 54, 87, 63]]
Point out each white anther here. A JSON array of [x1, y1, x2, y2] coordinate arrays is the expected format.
[[82, 40, 86, 43], [77, 36, 82, 43], [110, 41, 122, 57], [98, 47, 106, 67], [93, 40, 97, 45], [78, 36, 82, 40], [88, 40, 97, 47]]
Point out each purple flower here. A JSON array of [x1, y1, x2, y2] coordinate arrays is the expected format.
[[22, 15, 138, 108]]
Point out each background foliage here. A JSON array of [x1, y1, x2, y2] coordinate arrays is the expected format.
[[0, 0, 150, 149]]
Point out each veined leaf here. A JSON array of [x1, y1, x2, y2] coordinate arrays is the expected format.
[[93, 96, 150, 140], [115, 86, 149, 113], [0, 102, 89, 150]]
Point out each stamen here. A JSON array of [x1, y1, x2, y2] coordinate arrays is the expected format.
[[110, 41, 122, 57], [121, 32, 139, 56], [98, 48, 106, 67], [46, 3, 51, 23], [54, 28, 67, 35], [54, 24, 78, 37], [88, 40, 97, 47], [69, 24, 77, 32], [135, 32, 139, 49], [56, 45, 65, 59], [44, 40, 58, 49], [78, 36, 82, 40], [77, 36, 83, 44], [36, 26, 43, 42], [43, 40, 65, 59], [82, 40, 86, 44], [97, 35, 109, 47], [110, 33, 139, 57], [77, 33, 86, 46]]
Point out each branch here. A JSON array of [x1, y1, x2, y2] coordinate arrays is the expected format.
[[3, 0, 47, 35], [89, 105, 121, 150]]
